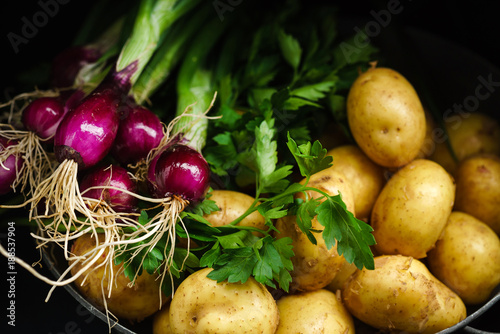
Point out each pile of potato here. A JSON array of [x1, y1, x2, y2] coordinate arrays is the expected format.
[[70, 66, 500, 333]]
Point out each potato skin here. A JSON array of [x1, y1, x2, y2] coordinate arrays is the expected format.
[[275, 289, 354, 334], [274, 168, 356, 292], [169, 268, 279, 334], [371, 159, 455, 258], [325, 260, 358, 293], [454, 154, 500, 234], [427, 211, 500, 305], [70, 234, 166, 322], [347, 66, 426, 168], [342, 255, 467, 334], [153, 303, 172, 334], [326, 144, 386, 221], [430, 112, 500, 175], [203, 190, 266, 233]]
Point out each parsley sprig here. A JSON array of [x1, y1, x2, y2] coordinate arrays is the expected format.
[[200, 117, 375, 292]]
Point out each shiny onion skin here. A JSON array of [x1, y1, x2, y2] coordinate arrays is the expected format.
[[22, 97, 64, 140], [79, 165, 138, 213], [54, 88, 120, 170], [22, 90, 85, 142], [111, 104, 163, 165], [154, 144, 210, 202], [0, 137, 24, 195], [54, 63, 137, 170]]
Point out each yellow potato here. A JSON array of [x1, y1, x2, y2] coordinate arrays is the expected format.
[[371, 159, 455, 258], [274, 168, 355, 292], [342, 255, 467, 334], [430, 112, 500, 175], [70, 233, 166, 322], [169, 267, 279, 334], [326, 144, 386, 221], [454, 154, 500, 234], [275, 289, 354, 334], [203, 190, 265, 233], [427, 211, 500, 305], [153, 303, 172, 334], [347, 66, 426, 168], [325, 260, 358, 293]]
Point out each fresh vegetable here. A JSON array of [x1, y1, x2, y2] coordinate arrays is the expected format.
[[371, 159, 455, 258], [110, 103, 164, 166], [430, 112, 500, 175], [152, 303, 172, 334], [153, 144, 210, 203], [275, 289, 355, 334], [427, 211, 500, 305], [168, 267, 280, 334], [274, 167, 358, 292], [326, 144, 386, 222], [453, 154, 500, 234], [53, 68, 131, 170], [203, 190, 267, 235], [0, 136, 24, 195], [342, 255, 467, 334], [79, 164, 138, 213], [21, 96, 66, 140], [347, 65, 427, 168], [70, 233, 167, 322]]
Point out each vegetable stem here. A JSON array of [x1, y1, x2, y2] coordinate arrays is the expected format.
[[116, 0, 200, 86]]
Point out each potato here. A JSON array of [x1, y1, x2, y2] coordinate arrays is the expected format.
[[347, 66, 426, 168], [427, 211, 500, 305], [454, 154, 500, 234], [275, 289, 354, 334], [274, 168, 356, 292], [168, 267, 279, 334], [326, 144, 386, 221], [325, 260, 358, 293], [153, 303, 172, 334], [203, 190, 266, 234], [430, 112, 500, 174], [70, 233, 166, 322], [342, 255, 467, 334], [371, 159, 455, 258]]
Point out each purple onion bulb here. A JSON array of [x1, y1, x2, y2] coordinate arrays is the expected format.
[[154, 144, 210, 203], [79, 165, 138, 213], [111, 104, 163, 165], [0, 137, 24, 195]]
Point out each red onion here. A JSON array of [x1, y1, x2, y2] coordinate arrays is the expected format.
[[50, 46, 102, 88], [0, 137, 24, 195], [80, 165, 138, 213], [154, 144, 210, 203], [54, 63, 137, 170], [111, 104, 163, 165], [21, 89, 84, 142]]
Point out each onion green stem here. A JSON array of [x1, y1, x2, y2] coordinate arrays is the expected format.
[[116, 0, 201, 86]]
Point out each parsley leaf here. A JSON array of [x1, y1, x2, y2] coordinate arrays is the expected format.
[[286, 132, 333, 178], [277, 27, 302, 72], [316, 193, 376, 270], [255, 119, 293, 193]]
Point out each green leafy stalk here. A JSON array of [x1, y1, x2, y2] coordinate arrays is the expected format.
[[172, 18, 227, 151], [131, 8, 209, 104], [116, 0, 200, 86], [203, 118, 375, 291]]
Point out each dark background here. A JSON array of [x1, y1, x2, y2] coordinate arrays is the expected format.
[[1, 0, 499, 333]]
